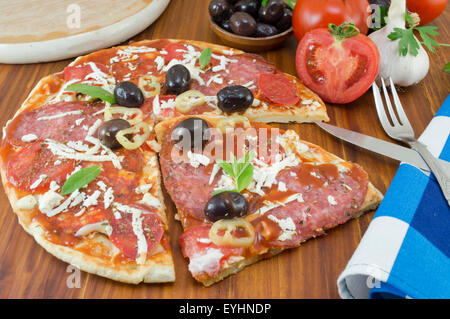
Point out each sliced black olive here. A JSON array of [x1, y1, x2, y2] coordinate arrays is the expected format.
[[234, 0, 260, 18], [229, 12, 257, 36], [258, 0, 284, 24], [171, 117, 210, 151], [221, 19, 232, 32], [276, 7, 293, 32], [256, 23, 278, 37], [205, 191, 248, 222], [209, 0, 234, 23], [165, 64, 191, 95], [98, 119, 131, 149], [217, 85, 254, 113], [114, 81, 144, 108]]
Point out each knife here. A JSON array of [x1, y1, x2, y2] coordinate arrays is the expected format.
[[316, 122, 450, 173]]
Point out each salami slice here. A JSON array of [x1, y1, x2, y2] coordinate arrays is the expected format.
[[64, 62, 109, 82], [251, 163, 368, 248], [109, 209, 164, 260], [6, 142, 76, 193], [179, 224, 245, 277], [5, 102, 104, 146], [258, 73, 300, 105]]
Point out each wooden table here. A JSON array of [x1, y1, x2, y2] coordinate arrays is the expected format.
[[0, 0, 448, 299]]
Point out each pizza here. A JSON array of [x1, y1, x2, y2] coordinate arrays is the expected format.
[[0, 39, 380, 285], [155, 115, 383, 286]]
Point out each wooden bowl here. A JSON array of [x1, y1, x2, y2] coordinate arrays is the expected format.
[[209, 16, 293, 52]]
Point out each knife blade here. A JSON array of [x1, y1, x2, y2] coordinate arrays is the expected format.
[[316, 122, 450, 173]]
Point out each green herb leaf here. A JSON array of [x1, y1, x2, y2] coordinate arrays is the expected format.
[[285, 0, 296, 9], [388, 28, 420, 56], [61, 165, 102, 195], [416, 26, 440, 53], [371, 5, 388, 31], [444, 63, 450, 74], [214, 150, 256, 195], [199, 48, 212, 68], [66, 83, 116, 104], [261, 0, 268, 6], [387, 18, 449, 57]]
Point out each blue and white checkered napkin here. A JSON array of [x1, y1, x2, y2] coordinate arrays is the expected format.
[[337, 95, 450, 299]]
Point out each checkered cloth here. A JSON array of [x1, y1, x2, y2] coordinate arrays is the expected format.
[[337, 95, 450, 299]]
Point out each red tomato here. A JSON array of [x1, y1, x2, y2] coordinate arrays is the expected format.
[[407, 0, 448, 25], [292, 0, 371, 41], [295, 25, 380, 104]]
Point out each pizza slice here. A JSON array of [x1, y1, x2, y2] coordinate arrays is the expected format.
[[0, 100, 175, 284], [55, 39, 328, 124], [155, 115, 382, 286]]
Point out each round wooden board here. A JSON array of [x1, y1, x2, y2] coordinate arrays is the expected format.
[[0, 0, 171, 64]]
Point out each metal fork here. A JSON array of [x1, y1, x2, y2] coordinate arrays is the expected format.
[[373, 77, 450, 206]]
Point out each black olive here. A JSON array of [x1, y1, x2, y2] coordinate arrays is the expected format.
[[221, 19, 232, 32], [217, 85, 254, 113], [114, 81, 144, 108], [171, 117, 210, 151], [209, 0, 234, 23], [204, 192, 248, 222], [258, 0, 284, 24], [276, 7, 292, 32], [165, 64, 191, 95], [98, 119, 131, 149], [229, 12, 257, 36], [234, 0, 260, 18], [256, 23, 278, 37]]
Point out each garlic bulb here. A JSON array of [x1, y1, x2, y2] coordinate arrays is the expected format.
[[369, 0, 429, 86]]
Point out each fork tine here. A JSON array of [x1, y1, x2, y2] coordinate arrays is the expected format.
[[389, 77, 414, 132], [380, 77, 401, 127], [372, 82, 395, 135]]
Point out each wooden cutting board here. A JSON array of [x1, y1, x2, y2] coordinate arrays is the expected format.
[[0, 0, 171, 63]]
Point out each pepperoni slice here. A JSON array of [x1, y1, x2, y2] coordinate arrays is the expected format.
[[109, 209, 164, 260], [6, 142, 76, 192], [251, 163, 368, 248], [64, 62, 109, 82], [179, 224, 245, 277], [5, 102, 104, 146], [258, 73, 300, 105], [164, 42, 188, 62]]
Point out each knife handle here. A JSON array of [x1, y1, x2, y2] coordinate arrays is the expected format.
[[411, 141, 450, 206]]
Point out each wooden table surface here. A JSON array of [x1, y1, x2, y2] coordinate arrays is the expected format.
[[0, 0, 448, 299]]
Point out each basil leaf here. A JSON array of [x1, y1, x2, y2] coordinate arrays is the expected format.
[[217, 160, 235, 177], [261, 0, 268, 6], [61, 165, 102, 195], [66, 83, 116, 104], [199, 48, 212, 68], [214, 151, 255, 195], [236, 164, 253, 192]]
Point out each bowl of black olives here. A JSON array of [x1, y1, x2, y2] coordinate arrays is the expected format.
[[208, 0, 293, 52]]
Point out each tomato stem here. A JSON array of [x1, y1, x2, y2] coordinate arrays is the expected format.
[[328, 22, 360, 42]]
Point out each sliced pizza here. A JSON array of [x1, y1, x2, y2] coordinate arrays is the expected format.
[[1, 100, 175, 284], [155, 115, 382, 286], [54, 39, 329, 123]]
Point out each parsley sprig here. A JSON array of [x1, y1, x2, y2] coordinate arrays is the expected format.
[[213, 151, 256, 196], [388, 14, 450, 57]]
